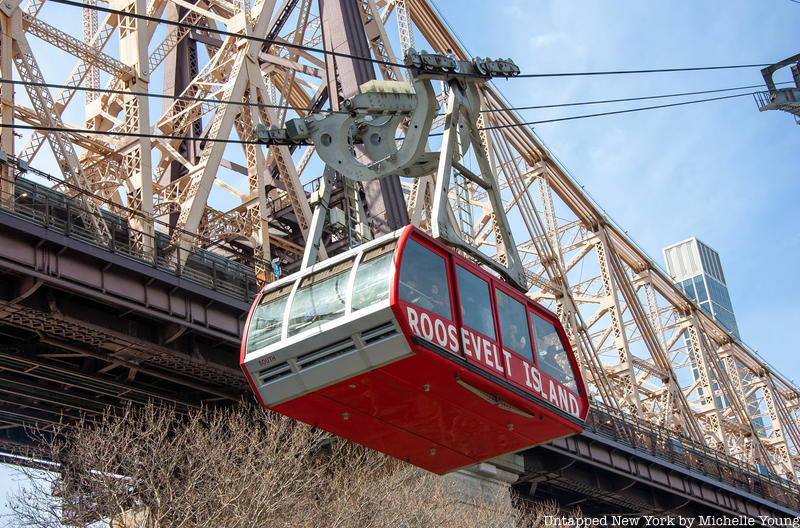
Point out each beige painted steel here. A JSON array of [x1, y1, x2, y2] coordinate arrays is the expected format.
[[3, 0, 798, 482]]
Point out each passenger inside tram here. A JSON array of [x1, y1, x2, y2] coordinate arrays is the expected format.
[[398, 240, 451, 319], [496, 289, 534, 362], [456, 266, 496, 339], [532, 316, 577, 392], [399, 273, 428, 309], [508, 323, 528, 354], [427, 283, 448, 315]]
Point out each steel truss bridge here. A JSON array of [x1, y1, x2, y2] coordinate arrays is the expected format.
[[0, 0, 798, 518]]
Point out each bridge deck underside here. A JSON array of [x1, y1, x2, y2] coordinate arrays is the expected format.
[[518, 432, 799, 517], [0, 208, 251, 457]]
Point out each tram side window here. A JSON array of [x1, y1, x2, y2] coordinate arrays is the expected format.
[[456, 266, 495, 339], [352, 245, 395, 311], [531, 314, 578, 393], [495, 289, 533, 362], [246, 285, 292, 353], [399, 239, 452, 320], [288, 261, 352, 337]]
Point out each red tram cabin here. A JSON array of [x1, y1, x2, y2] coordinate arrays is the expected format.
[[240, 225, 588, 474]]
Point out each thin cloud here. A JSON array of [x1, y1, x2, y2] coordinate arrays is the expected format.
[[531, 32, 566, 48]]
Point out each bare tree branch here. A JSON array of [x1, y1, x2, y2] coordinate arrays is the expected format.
[[3, 403, 574, 528]]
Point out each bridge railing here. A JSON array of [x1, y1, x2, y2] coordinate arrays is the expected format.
[[0, 163, 260, 303], [587, 402, 800, 510]]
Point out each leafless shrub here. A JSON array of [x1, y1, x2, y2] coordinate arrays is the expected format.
[[514, 497, 585, 527], [5, 403, 517, 528]]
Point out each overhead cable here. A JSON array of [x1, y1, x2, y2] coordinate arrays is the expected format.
[[49, 0, 406, 69], [6, 78, 783, 120], [0, 78, 346, 115], [515, 64, 771, 78], [47, 0, 773, 82], [0, 122, 259, 145], [476, 92, 752, 132], [3, 92, 756, 143], [483, 82, 791, 113]]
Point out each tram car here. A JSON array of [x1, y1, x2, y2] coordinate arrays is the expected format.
[[240, 225, 588, 474]]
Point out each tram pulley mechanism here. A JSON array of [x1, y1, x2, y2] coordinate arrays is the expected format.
[[253, 49, 527, 291]]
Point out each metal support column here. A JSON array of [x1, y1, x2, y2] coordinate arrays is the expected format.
[[0, 3, 16, 206], [319, 0, 409, 235], [162, 1, 201, 229]]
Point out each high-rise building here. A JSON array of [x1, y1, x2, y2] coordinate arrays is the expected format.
[[663, 238, 767, 439], [662, 237, 740, 339]]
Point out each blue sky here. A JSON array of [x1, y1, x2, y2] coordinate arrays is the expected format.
[[3, 0, 800, 518], [427, 0, 800, 383]]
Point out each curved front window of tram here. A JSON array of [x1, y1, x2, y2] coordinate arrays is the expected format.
[[287, 260, 353, 337], [246, 284, 293, 353]]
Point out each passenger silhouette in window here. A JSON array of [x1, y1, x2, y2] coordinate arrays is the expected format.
[[399, 240, 452, 320], [429, 282, 446, 314], [496, 289, 533, 361], [533, 322, 577, 391], [401, 270, 433, 311], [508, 323, 528, 353], [538, 333, 560, 367]]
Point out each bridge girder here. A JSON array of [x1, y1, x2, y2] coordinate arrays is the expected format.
[[0, 0, 798, 489]]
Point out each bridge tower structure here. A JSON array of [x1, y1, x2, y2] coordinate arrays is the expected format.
[[0, 0, 798, 495]]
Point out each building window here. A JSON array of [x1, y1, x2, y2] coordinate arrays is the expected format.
[[693, 275, 708, 303], [682, 278, 696, 301]]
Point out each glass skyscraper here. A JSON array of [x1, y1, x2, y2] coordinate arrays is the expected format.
[[663, 238, 740, 339], [663, 238, 766, 438]]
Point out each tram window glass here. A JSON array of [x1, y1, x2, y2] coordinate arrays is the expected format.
[[531, 314, 578, 393], [495, 290, 533, 362], [398, 239, 452, 320], [352, 244, 395, 311], [456, 266, 495, 339], [246, 284, 293, 352], [288, 260, 353, 337]]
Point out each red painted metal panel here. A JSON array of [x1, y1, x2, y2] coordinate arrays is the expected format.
[[275, 386, 476, 474], [393, 227, 588, 421], [274, 339, 581, 474]]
